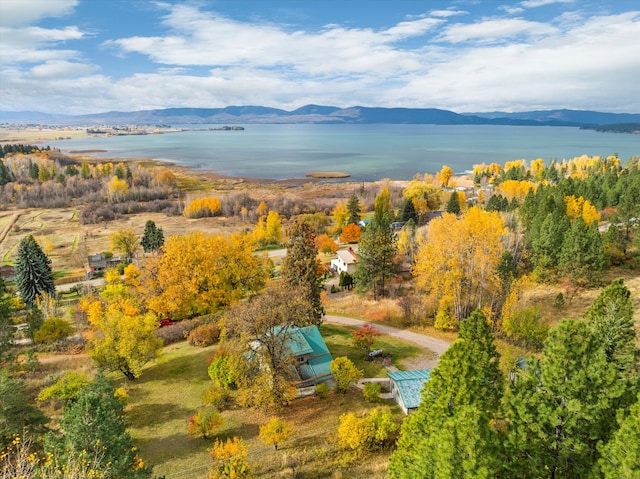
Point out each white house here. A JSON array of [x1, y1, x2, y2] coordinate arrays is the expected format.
[[331, 247, 358, 275]]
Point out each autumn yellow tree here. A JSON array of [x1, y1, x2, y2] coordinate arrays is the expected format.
[[144, 232, 268, 319], [107, 176, 128, 202], [332, 201, 349, 233], [259, 418, 293, 450], [565, 195, 601, 225], [82, 272, 162, 380], [497, 180, 536, 203], [413, 207, 506, 328], [264, 210, 282, 245], [436, 165, 454, 188], [184, 197, 222, 218], [110, 228, 138, 261]]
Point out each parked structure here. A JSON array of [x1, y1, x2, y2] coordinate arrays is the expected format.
[[388, 369, 431, 414]]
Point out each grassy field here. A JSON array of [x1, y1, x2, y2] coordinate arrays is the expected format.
[[120, 327, 415, 479]]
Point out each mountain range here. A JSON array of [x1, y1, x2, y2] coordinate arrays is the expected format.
[[1, 105, 639, 127]]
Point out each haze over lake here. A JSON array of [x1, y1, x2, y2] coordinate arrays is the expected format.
[[49, 124, 640, 181]]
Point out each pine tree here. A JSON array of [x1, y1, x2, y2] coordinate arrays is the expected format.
[[140, 220, 165, 253], [445, 191, 461, 214], [0, 278, 14, 364], [399, 198, 417, 222], [0, 159, 13, 185], [389, 311, 504, 478], [353, 213, 397, 300], [281, 220, 324, 322], [559, 217, 606, 286], [346, 193, 361, 225], [47, 372, 151, 478], [503, 319, 623, 478], [15, 235, 56, 307], [584, 278, 637, 377], [0, 371, 49, 450], [598, 392, 640, 478]]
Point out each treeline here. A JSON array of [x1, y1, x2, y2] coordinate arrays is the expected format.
[[390, 279, 639, 478], [0, 143, 50, 158], [0, 147, 181, 219]]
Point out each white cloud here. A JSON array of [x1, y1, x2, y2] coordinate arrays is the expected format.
[[0, 25, 85, 64], [30, 60, 96, 78], [520, 0, 574, 8], [0, 0, 78, 28], [2, 3, 639, 114], [438, 18, 558, 43]]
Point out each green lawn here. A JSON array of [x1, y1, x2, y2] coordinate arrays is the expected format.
[[319, 323, 422, 376], [122, 332, 413, 478]]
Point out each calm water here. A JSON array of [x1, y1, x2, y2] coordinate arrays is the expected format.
[[48, 124, 640, 181]]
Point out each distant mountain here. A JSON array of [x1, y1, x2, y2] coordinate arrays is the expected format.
[[1, 105, 638, 127], [465, 109, 640, 125]]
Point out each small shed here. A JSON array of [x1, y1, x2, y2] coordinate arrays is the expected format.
[[388, 369, 431, 414]]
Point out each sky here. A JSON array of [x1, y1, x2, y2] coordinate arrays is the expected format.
[[1, 0, 639, 115]]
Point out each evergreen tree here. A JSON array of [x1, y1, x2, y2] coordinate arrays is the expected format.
[[15, 235, 56, 307], [389, 311, 504, 479], [598, 392, 640, 478], [445, 191, 461, 215], [399, 197, 417, 222], [47, 372, 152, 478], [140, 220, 165, 253], [346, 193, 362, 225], [0, 371, 49, 450], [584, 278, 637, 378], [531, 211, 570, 272], [559, 217, 606, 286], [0, 159, 13, 185], [353, 213, 397, 300], [0, 278, 14, 364], [281, 219, 324, 322], [503, 319, 623, 478]]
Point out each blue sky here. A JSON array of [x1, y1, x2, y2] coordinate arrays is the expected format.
[[1, 0, 639, 114]]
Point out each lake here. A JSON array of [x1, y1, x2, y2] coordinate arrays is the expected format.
[[48, 124, 640, 181]]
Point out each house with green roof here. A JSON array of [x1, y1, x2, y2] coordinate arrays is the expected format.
[[388, 369, 431, 414], [250, 324, 334, 389], [287, 325, 334, 388]]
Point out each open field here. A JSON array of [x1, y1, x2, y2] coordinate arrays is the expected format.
[[117, 329, 413, 479], [0, 127, 89, 144]]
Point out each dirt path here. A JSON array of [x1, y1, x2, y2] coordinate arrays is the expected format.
[[324, 314, 451, 369], [0, 211, 21, 245]]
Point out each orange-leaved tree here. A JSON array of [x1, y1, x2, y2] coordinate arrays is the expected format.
[[340, 223, 361, 243], [315, 234, 338, 254]]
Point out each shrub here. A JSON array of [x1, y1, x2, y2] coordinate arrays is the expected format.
[[187, 406, 223, 439], [33, 317, 73, 343], [363, 382, 381, 403], [208, 353, 239, 390], [201, 385, 231, 410], [337, 407, 398, 454], [37, 371, 90, 404], [154, 318, 201, 345], [188, 322, 221, 347], [184, 197, 222, 218], [330, 357, 363, 393], [315, 382, 329, 399]]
